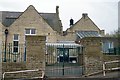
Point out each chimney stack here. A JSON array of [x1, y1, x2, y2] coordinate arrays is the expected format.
[[82, 13, 88, 19], [56, 6, 59, 15], [70, 18, 74, 26]]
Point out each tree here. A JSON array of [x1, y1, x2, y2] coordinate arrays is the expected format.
[[108, 29, 120, 38]]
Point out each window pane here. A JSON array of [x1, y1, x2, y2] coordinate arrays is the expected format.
[[26, 29, 30, 34], [14, 34, 19, 40], [14, 41, 18, 46], [102, 42, 109, 53], [31, 29, 36, 34], [102, 41, 114, 53], [13, 47, 18, 52]]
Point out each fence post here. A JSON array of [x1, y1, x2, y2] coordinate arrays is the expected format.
[[81, 46, 84, 75], [62, 44, 65, 76], [103, 62, 106, 76], [8, 43, 10, 62], [24, 44, 26, 62]]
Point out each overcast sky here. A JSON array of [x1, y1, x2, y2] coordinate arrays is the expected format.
[[0, 0, 119, 34]]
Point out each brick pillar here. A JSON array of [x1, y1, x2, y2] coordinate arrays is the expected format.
[[81, 37, 103, 76], [26, 36, 46, 77]]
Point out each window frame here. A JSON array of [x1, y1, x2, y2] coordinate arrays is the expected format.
[[13, 34, 19, 53], [25, 28, 36, 35], [102, 41, 114, 54]]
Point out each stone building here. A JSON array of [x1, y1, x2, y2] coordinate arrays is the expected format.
[[0, 5, 105, 62], [0, 5, 62, 44], [0, 5, 105, 55], [0, 5, 119, 79], [57, 13, 105, 42]]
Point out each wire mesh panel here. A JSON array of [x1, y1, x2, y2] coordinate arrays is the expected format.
[[45, 44, 84, 77]]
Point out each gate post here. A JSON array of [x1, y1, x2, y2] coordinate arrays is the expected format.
[[26, 36, 46, 78], [80, 37, 103, 76]]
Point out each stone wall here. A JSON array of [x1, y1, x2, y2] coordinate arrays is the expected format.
[[2, 62, 26, 79], [57, 32, 76, 41], [103, 55, 120, 62]]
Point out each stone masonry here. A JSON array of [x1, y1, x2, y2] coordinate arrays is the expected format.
[[26, 36, 46, 78], [66, 13, 105, 36], [0, 23, 2, 79], [6, 5, 57, 44], [80, 37, 120, 76], [80, 37, 103, 76]]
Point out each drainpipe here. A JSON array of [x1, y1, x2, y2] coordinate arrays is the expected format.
[[4, 29, 8, 62]]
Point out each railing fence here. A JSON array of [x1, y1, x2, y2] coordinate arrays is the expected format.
[[103, 60, 120, 76], [2, 43, 26, 62], [2, 69, 45, 80]]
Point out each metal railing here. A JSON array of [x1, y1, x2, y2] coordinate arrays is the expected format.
[[2, 69, 45, 80], [103, 60, 120, 76], [2, 43, 26, 62], [103, 47, 120, 55]]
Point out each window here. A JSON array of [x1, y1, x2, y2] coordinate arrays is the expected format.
[[25, 29, 36, 35], [102, 41, 114, 53], [14, 34, 19, 40], [13, 34, 19, 53]]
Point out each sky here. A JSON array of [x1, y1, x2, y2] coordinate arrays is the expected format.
[[0, 0, 119, 34]]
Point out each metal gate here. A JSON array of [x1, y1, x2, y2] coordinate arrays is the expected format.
[[45, 43, 84, 77]]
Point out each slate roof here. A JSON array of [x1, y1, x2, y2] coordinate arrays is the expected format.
[[0, 11, 62, 33]]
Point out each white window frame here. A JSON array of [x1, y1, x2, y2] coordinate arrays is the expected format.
[[13, 34, 19, 53], [25, 28, 36, 35]]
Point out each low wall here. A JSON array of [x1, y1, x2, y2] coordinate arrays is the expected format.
[[2, 62, 26, 79], [103, 55, 120, 69], [103, 55, 120, 61], [2, 62, 26, 72]]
